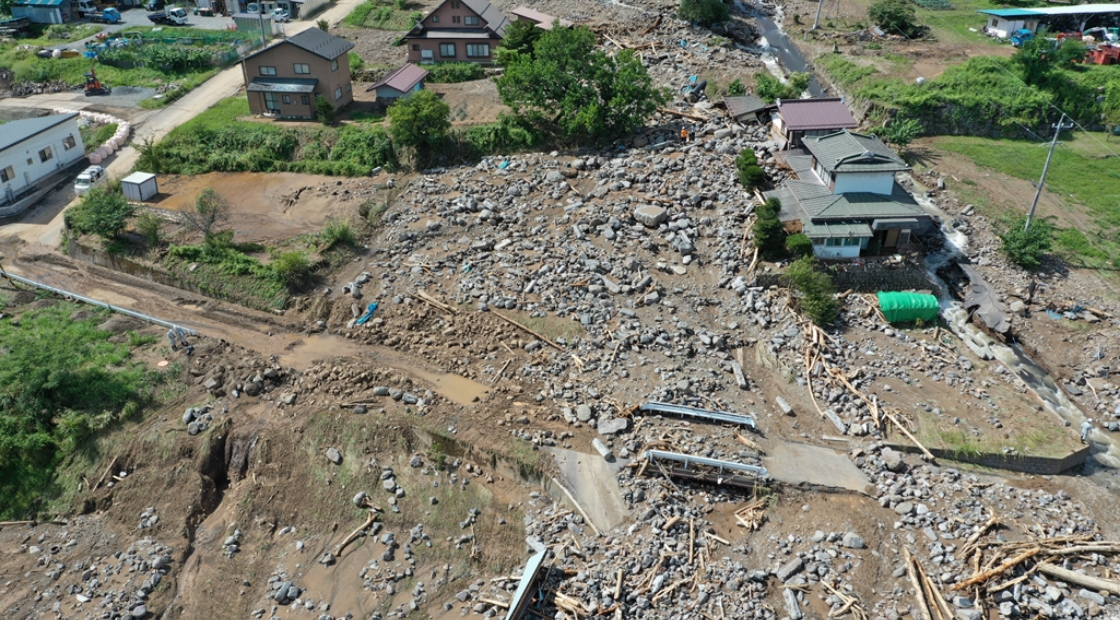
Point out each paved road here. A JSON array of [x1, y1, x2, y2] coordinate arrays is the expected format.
[[1, 0, 366, 248]]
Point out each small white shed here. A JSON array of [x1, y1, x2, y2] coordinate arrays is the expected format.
[[121, 172, 158, 202]]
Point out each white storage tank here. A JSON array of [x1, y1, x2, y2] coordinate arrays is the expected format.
[[121, 172, 159, 202]]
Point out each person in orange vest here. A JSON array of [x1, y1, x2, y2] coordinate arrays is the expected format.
[[680, 127, 689, 142]]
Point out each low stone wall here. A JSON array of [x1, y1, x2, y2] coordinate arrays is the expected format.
[[67, 238, 209, 298], [886, 442, 1090, 475], [755, 261, 940, 295]]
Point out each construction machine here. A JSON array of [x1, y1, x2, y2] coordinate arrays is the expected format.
[[84, 68, 111, 96]]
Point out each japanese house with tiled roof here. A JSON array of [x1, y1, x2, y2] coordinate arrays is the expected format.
[[403, 0, 509, 65], [240, 28, 355, 119], [764, 130, 932, 259], [771, 97, 859, 149]]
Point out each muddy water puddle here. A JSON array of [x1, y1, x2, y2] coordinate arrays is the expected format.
[[277, 334, 489, 407]]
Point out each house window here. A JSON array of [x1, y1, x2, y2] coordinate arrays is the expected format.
[[451, 1, 459, 7], [464, 15, 478, 25], [0, 166, 13, 182], [264, 92, 280, 111], [331, 58, 338, 72], [301, 94, 310, 105], [452, 15, 459, 23], [466, 43, 489, 57], [294, 63, 310, 74], [412, 43, 419, 50], [990, 18, 997, 27], [282, 94, 291, 104], [335, 87, 342, 100], [63, 135, 77, 150], [431, 14, 438, 22], [39, 147, 53, 163], [440, 42, 455, 57], [259, 65, 277, 76], [345, 83, 351, 92], [812, 237, 824, 245]]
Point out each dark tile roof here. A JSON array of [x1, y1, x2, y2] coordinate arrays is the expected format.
[[0, 112, 78, 154], [286, 27, 355, 60], [463, 0, 509, 36], [803, 130, 909, 174]]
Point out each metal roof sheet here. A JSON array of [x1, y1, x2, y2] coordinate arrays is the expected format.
[[0, 112, 77, 154], [977, 8, 1042, 17], [811, 190, 927, 221], [776, 97, 858, 131], [724, 95, 770, 119], [12, 0, 68, 7], [367, 63, 428, 94], [803, 130, 909, 174], [247, 76, 318, 93], [463, 0, 509, 36], [801, 221, 874, 238], [510, 6, 572, 29]]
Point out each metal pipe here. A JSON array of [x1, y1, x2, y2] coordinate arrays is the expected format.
[[639, 401, 756, 429], [641, 449, 768, 477], [1, 269, 197, 335]]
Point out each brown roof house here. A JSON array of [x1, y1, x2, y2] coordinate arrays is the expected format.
[[764, 130, 932, 260], [241, 28, 355, 119], [403, 0, 510, 65], [770, 97, 858, 149], [367, 63, 429, 102]]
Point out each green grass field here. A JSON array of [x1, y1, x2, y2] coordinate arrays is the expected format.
[[934, 133, 1120, 267]]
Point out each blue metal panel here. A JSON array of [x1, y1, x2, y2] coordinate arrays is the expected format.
[[638, 401, 756, 429]]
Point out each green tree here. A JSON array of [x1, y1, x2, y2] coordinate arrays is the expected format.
[[879, 115, 922, 153], [753, 197, 787, 260], [755, 72, 811, 103], [317, 18, 329, 31], [998, 216, 1054, 269], [1053, 37, 1087, 70], [496, 25, 669, 146], [785, 233, 813, 257], [65, 187, 134, 240], [735, 148, 767, 191], [678, 0, 729, 26], [135, 212, 162, 247], [785, 256, 838, 326], [387, 89, 451, 165], [727, 78, 746, 96], [497, 19, 543, 62], [315, 94, 336, 125], [868, 0, 921, 38], [1014, 33, 1054, 86]]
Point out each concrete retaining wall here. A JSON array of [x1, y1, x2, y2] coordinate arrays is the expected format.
[[67, 238, 212, 299], [755, 261, 941, 295], [886, 442, 1090, 475]]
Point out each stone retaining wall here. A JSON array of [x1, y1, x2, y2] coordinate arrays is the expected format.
[[755, 261, 941, 295]]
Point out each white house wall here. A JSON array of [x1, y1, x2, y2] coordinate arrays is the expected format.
[[813, 244, 862, 260], [986, 17, 1038, 39], [832, 171, 895, 195], [0, 118, 85, 202]]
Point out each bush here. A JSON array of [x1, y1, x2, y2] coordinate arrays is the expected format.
[[65, 187, 134, 240], [348, 52, 365, 80], [735, 148, 767, 191], [425, 62, 485, 83], [272, 251, 312, 288], [753, 197, 787, 260], [998, 216, 1054, 269], [785, 256, 838, 326], [756, 72, 811, 103], [727, 78, 746, 96], [320, 218, 356, 249], [868, 0, 922, 38], [315, 94, 336, 125], [317, 18, 329, 31], [786, 233, 813, 257], [388, 89, 451, 165], [678, 0, 729, 26], [450, 113, 542, 160], [135, 212, 162, 247]]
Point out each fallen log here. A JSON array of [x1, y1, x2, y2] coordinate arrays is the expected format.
[[640, 14, 661, 35], [491, 310, 564, 351], [1037, 562, 1120, 596], [336, 510, 379, 556], [904, 548, 936, 620], [952, 548, 1040, 590]]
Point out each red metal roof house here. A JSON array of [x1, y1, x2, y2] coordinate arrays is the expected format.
[[771, 97, 858, 149], [367, 64, 429, 101]]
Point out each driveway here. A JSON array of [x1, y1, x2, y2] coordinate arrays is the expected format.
[[1, 0, 368, 248]]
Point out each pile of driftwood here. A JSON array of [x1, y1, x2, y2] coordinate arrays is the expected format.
[[904, 514, 1120, 619]]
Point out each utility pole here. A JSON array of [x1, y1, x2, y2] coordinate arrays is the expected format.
[[1025, 113, 1073, 231], [812, 0, 825, 30]]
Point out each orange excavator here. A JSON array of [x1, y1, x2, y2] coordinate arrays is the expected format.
[[84, 67, 110, 97]]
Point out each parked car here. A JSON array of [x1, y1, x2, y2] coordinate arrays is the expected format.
[[269, 7, 288, 21], [246, 2, 261, 12], [148, 7, 188, 24], [145, 0, 164, 10], [74, 165, 106, 195], [75, 0, 98, 16]]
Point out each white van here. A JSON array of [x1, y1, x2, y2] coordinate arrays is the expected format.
[[74, 165, 106, 195]]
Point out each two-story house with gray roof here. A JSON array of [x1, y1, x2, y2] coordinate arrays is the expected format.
[[403, 0, 509, 65], [241, 28, 355, 119], [765, 130, 932, 259]]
